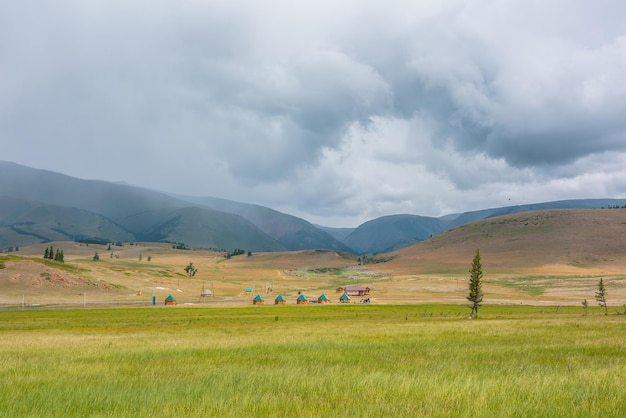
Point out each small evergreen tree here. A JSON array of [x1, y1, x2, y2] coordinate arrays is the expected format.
[[595, 278, 608, 315], [467, 248, 483, 319], [48, 245, 54, 259], [44, 247, 50, 259], [184, 262, 197, 277], [93, 251, 100, 261]]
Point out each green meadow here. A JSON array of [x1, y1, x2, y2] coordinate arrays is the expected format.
[[1, 304, 624, 417]]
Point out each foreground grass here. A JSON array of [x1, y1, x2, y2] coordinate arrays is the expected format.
[[0, 305, 624, 417]]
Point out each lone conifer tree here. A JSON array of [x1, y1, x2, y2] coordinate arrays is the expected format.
[[467, 248, 483, 319], [595, 278, 608, 315]]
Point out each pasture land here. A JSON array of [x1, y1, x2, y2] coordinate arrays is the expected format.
[[0, 305, 624, 417], [3, 243, 626, 309]]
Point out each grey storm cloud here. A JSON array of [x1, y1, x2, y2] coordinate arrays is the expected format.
[[1, 0, 626, 226]]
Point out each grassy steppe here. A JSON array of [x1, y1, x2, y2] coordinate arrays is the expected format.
[[1, 305, 624, 417]]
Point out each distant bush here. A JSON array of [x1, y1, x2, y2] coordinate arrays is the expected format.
[[225, 248, 246, 259], [172, 242, 190, 250], [75, 237, 109, 245], [359, 255, 396, 265]]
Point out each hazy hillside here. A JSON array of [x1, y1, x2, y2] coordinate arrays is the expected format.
[[176, 195, 353, 252], [3, 161, 626, 255], [0, 196, 134, 249], [117, 206, 286, 251], [345, 214, 447, 254], [0, 161, 188, 220], [384, 209, 626, 274], [0, 161, 345, 252], [314, 225, 355, 243]]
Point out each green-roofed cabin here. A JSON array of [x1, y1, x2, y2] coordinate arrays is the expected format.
[[164, 295, 177, 306], [253, 294, 265, 305], [296, 294, 309, 305], [339, 293, 351, 304], [317, 294, 329, 304], [244, 287, 253, 294], [274, 294, 286, 305]]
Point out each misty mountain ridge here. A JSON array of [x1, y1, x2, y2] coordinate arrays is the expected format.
[[1, 161, 626, 254]]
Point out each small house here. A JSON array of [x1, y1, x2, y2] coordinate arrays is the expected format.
[[296, 294, 309, 305], [244, 287, 254, 294], [274, 294, 286, 305], [345, 286, 370, 296], [339, 293, 351, 304], [164, 295, 177, 305], [253, 294, 265, 305], [317, 294, 330, 304]]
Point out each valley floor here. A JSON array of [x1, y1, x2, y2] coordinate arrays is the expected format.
[[2, 241, 626, 312]]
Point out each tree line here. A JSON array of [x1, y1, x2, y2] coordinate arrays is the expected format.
[[43, 245, 64, 263]]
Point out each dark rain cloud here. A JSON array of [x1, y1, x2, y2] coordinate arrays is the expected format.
[[1, 0, 626, 225]]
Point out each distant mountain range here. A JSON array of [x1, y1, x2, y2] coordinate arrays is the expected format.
[[2, 160, 626, 254]]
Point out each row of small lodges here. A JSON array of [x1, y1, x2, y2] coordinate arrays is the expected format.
[[253, 293, 351, 305]]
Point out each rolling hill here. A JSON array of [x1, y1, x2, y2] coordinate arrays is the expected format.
[[341, 198, 626, 254], [381, 208, 626, 275]]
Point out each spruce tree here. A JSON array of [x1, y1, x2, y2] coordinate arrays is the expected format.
[[467, 248, 483, 319], [595, 278, 608, 315], [44, 247, 49, 259]]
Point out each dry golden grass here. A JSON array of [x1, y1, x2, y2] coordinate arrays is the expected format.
[[3, 209, 626, 308]]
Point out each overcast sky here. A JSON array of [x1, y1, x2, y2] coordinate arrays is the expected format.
[[2, 1, 626, 227]]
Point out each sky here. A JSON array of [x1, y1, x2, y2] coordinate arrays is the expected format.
[[2, 1, 626, 227]]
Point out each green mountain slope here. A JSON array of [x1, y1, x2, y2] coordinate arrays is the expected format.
[[176, 195, 352, 252], [119, 206, 286, 251], [0, 196, 134, 249]]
